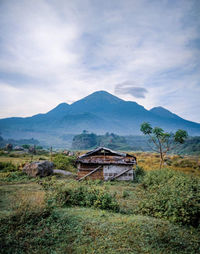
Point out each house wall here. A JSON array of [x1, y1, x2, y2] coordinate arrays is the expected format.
[[77, 163, 104, 180], [103, 165, 133, 181], [77, 163, 134, 181]]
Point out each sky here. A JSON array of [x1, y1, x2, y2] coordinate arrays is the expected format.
[[0, 0, 200, 122]]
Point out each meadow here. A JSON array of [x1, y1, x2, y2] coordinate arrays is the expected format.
[[0, 150, 200, 253]]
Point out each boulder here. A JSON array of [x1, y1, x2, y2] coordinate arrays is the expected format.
[[53, 169, 73, 176], [14, 146, 24, 151], [23, 160, 54, 177]]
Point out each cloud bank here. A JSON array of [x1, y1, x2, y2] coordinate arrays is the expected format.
[[115, 81, 148, 98], [0, 0, 199, 122]]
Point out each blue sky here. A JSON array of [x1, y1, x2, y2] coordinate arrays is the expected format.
[[0, 0, 200, 122]]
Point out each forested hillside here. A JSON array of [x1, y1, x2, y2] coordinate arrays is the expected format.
[[72, 132, 132, 150], [72, 132, 200, 155]]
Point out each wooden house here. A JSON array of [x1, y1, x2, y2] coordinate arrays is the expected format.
[[76, 147, 137, 181]]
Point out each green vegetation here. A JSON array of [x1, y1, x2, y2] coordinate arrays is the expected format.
[[134, 165, 146, 183], [72, 131, 200, 155], [140, 122, 188, 168], [72, 131, 132, 150], [0, 161, 17, 172], [42, 180, 119, 212], [174, 136, 200, 155], [0, 136, 40, 148], [1, 206, 200, 254], [0, 161, 31, 183], [137, 169, 200, 226], [52, 154, 76, 172], [0, 151, 200, 253]]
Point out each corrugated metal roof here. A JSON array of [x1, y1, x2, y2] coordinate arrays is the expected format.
[[76, 147, 136, 165], [78, 147, 134, 159]]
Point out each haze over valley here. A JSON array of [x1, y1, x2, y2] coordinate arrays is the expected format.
[[0, 91, 199, 147]]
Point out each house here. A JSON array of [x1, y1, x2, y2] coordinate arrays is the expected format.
[[76, 147, 137, 181]]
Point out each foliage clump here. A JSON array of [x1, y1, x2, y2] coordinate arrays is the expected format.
[[43, 180, 119, 212], [137, 168, 200, 226], [0, 161, 30, 182], [134, 165, 146, 183], [52, 154, 76, 172], [0, 161, 17, 172], [72, 131, 132, 150], [140, 122, 188, 168]]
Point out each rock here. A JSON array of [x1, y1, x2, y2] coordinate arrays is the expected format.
[[23, 160, 54, 177], [14, 146, 24, 151], [53, 169, 73, 176]]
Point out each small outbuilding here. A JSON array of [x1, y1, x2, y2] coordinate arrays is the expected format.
[[76, 147, 137, 181]]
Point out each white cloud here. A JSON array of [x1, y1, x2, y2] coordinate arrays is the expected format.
[[114, 81, 148, 98], [0, 0, 199, 122]]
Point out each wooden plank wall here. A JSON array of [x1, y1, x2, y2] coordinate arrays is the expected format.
[[78, 168, 104, 180]]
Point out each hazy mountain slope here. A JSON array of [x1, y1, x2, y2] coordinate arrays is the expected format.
[[45, 103, 70, 118], [150, 107, 183, 120], [0, 91, 200, 144]]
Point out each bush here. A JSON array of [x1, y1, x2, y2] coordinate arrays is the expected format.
[[0, 161, 17, 172], [141, 168, 175, 188], [137, 169, 200, 226], [122, 190, 130, 198], [53, 154, 76, 172], [46, 181, 119, 212], [134, 166, 146, 183], [172, 159, 198, 169], [0, 171, 30, 182]]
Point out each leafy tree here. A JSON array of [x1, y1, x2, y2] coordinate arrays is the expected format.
[[140, 122, 188, 168], [72, 133, 98, 149], [22, 144, 31, 149]]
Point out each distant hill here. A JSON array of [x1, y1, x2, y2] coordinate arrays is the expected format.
[[72, 132, 132, 150], [150, 107, 182, 120], [0, 90, 200, 146], [71, 132, 200, 155]]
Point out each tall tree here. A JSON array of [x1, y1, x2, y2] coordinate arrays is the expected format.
[[140, 122, 188, 168]]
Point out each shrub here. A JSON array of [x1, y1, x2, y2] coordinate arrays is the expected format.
[[46, 181, 119, 212], [0, 171, 29, 182], [134, 165, 146, 183], [8, 153, 21, 158], [0, 161, 17, 172], [0, 162, 31, 182], [53, 154, 76, 172], [37, 176, 57, 191], [172, 159, 198, 169], [141, 168, 175, 188], [137, 169, 200, 226], [122, 190, 130, 198]]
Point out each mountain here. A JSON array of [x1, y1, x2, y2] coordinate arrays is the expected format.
[[46, 103, 70, 118], [0, 90, 200, 146], [150, 107, 182, 120]]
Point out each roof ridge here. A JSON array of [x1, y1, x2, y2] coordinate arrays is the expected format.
[[78, 146, 135, 159]]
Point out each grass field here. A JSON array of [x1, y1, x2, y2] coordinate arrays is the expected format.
[[1, 150, 199, 174], [0, 151, 200, 253], [0, 178, 200, 253]]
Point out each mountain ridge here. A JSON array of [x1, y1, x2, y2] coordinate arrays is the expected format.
[[0, 90, 199, 145], [150, 106, 182, 120]]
